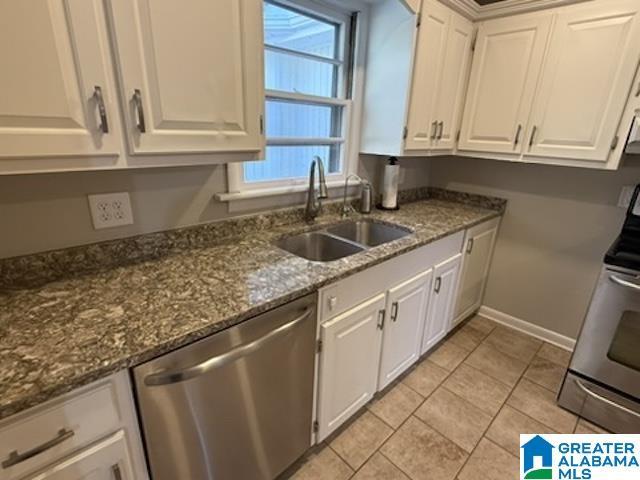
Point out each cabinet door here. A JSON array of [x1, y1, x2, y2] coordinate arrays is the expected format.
[[422, 254, 462, 354], [28, 431, 135, 480], [458, 13, 552, 154], [378, 269, 433, 390], [0, 0, 119, 158], [109, 0, 265, 155], [525, 0, 640, 162], [404, 0, 449, 151], [431, 14, 474, 151], [316, 294, 386, 441], [454, 223, 498, 324]]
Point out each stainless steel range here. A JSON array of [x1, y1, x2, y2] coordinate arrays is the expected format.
[[558, 185, 640, 433]]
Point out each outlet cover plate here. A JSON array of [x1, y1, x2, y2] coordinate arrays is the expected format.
[[88, 192, 134, 229]]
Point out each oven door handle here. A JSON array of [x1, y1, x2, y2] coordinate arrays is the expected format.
[[144, 307, 312, 386], [575, 379, 640, 420], [609, 274, 640, 292]]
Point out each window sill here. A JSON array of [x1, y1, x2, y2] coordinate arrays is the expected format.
[[215, 181, 348, 202]]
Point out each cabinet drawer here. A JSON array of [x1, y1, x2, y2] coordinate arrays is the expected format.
[[27, 430, 135, 480], [0, 380, 122, 480]]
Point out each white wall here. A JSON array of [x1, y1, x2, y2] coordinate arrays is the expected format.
[[0, 155, 429, 259], [430, 155, 640, 339], [5, 148, 633, 342]]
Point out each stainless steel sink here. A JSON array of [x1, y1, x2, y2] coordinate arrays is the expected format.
[[275, 232, 365, 262], [326, 220, 412, 247]]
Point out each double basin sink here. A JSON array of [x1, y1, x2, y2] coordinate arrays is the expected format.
[[276, 219, 412, 262]]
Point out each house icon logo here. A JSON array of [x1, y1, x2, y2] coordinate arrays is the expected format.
[[521, 435, 554, 479]]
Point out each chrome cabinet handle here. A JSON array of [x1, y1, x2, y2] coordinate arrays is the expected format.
[[466, 238, 474, 254], [430, 121, 438, 140], [434, 277, 442, 293], [575, 379, 640, 420], [377, 309, 385, 330], [145, 307, 313, 386], [610, 274, 640, 292], [93, 86, 109, 134], [514, 124, 522, 146], [133, 89, 146, 133], [1, 428, 74, 469], [437, 121, 444, 140], [390, 302, 399, 322], [529, 126, 537, 148], [112, 464, 123, 480]]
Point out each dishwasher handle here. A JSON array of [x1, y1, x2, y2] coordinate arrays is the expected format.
[[144, 307, 313, 386]]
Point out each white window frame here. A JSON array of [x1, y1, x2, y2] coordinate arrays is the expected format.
[[221, 0, 369, 202]]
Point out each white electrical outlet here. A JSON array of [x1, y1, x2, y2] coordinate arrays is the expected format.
[[88, 192, 134, 229], [618, 185, 636, 209]]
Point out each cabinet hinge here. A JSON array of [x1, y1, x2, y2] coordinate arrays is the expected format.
[[403, 126, 408, 140], [317, 339, 323, 354], [416, 13, 422, 28], [313, 421, 319, 433], [259, 115, 264, 135], [456, 130, 461, 143], [611, 135, 619, 150]]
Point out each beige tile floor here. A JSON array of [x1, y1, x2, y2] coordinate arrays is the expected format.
[[282, 315, 609, 480]]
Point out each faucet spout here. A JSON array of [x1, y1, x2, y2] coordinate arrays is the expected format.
[[316, 156, 328, 199], [305, 157, 329, 222]]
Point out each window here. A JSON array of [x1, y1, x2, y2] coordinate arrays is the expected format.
[[234, 0, 356, 193]]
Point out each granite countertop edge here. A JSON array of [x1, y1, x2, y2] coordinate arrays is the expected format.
[[0, 192, 504, 421]]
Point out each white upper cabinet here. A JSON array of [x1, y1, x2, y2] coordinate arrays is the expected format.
[[0, 0, 120, 159], [431, 14, 475, 151], [405, 1, 449, 151], [524, 0, 640, 163], [108, 0, 265, 155], [378, 269, 432, 390], [361, 0, 474, 156], [458, 12, 553, 154], [458, 0, 640, 169]]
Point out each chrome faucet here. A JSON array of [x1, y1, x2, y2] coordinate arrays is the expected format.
[[341, 174, 372, 218], [305, 156, 328, 221]]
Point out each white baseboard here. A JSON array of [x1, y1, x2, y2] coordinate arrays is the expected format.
[[477, 305, 576, 352]]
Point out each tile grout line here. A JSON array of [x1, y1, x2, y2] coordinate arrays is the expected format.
[[506, 340, 579, 433], [440, 317, 515, 478], [289, 317, 582, 479], [308, 316, 503, 479], [373, 317, 497, 479], [450, 334, 545, 477]]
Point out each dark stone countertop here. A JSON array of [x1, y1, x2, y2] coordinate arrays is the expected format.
[[0, 191, 504, 420]]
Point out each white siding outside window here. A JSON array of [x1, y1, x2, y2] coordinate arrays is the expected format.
[[225, 0, 363, 198]]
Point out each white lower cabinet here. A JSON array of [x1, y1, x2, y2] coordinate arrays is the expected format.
[[378, 270, 433, 390], [453, 218, 500, 326], [314, 224, 499, 441], [0, 372, 148, 480], [316, 294, 386, 441], [315, 231, 466, 441], [421, 254, 462, 355], [28, 431, 135, 480]]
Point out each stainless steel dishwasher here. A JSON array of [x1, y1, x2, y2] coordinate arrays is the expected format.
[[133, 294, 317, 480]]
